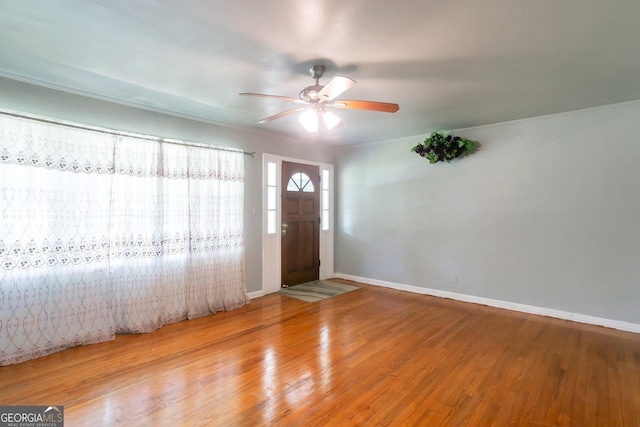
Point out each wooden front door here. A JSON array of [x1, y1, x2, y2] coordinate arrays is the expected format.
[[281, 161, 320, 287]]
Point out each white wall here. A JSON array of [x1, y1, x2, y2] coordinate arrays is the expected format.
[[5, 77, 639, 324], [0, 77, 337, 293], [335, 100, 640, 325]]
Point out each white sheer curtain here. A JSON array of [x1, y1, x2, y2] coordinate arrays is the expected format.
[[0, 114, 248, 365], [186, 146, 246, 316]]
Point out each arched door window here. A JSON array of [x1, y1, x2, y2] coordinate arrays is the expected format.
[[287, 172, 315, 192]]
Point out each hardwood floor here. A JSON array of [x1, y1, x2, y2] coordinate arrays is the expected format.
[[1, 279, 639, 426]]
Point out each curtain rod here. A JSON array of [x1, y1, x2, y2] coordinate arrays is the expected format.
[[0, 110, 256, 157]]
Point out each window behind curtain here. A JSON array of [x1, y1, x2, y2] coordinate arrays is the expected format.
[[0, 113, 248, 366]]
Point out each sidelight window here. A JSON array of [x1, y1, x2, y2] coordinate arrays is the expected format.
[[322, 169, 330, 231], [266, 161, 277, 235]]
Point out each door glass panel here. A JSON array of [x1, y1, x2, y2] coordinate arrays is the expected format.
[[287, 172, 314, 192], [286, 176, 299, 192]]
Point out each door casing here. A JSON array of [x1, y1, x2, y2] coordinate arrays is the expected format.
[[262, 154, 334, 295]]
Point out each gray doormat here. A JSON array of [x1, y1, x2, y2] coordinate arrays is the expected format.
[[278, 279, 359, 302]]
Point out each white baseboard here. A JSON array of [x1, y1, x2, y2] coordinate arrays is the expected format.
[[335, 273, 640, 334], [247, 290, 264, 300]]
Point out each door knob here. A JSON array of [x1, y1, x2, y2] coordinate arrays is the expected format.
[[281, 222, 288, 236]]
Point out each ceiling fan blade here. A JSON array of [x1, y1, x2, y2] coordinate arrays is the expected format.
[[258, 107, 309, 123], [329, 100, 400, 113], [239, 93, 306, 104], [318, 75, 356, 101]]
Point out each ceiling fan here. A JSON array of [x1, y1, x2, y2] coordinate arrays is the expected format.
[[239, 65, 399, 133]]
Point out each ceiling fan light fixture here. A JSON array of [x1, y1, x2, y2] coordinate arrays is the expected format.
[[322, 110, 341, 130], [299, 109, 319, 133], [240, 64, 399, 131]]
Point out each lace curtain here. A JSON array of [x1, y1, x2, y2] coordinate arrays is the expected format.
[[0, 114, 249, 365]]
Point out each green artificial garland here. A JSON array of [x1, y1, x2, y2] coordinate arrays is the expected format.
[[411, 131, 477, 164]]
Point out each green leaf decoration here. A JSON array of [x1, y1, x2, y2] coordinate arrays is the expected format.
[[411, 132, 478, 164]]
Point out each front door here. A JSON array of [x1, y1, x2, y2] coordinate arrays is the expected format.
[[281, 161, 320, 287]]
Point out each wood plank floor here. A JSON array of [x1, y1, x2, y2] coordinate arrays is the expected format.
[[1, 279, 639, 426]]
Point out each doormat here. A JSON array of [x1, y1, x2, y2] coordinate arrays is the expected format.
[[278, 279, 359, 303]]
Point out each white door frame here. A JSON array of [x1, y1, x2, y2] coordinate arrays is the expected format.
[[262, 153, 334, 295]]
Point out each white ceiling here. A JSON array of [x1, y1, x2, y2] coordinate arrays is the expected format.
[[2, 0, 640, 145]]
